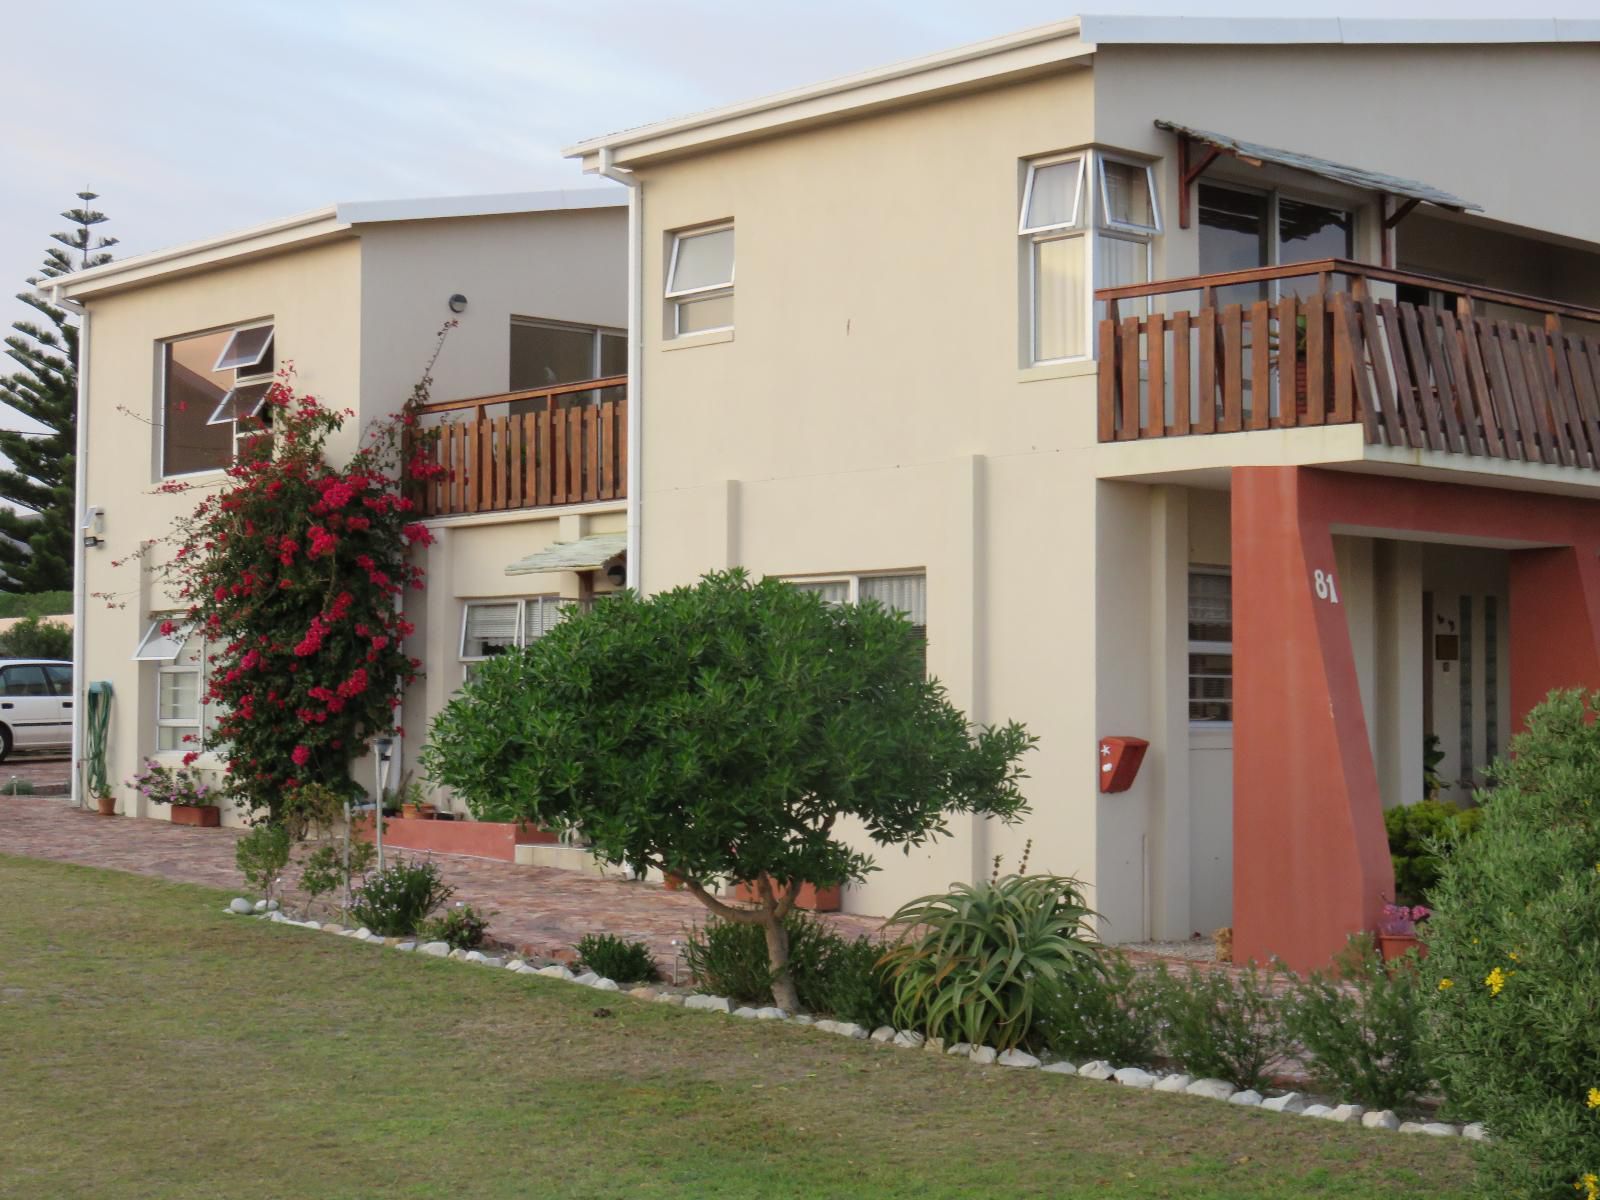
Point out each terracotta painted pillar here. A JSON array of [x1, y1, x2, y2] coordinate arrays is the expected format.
[[1508, 546, 1600, 731], [1231, 467, 1394, 971]]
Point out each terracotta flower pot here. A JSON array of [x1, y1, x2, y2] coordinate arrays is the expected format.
[[170, 803, 222, 827], [1378, 931, 1427, 962], [402, 803, 420, 819], [663, 872, 686, 891], [94, 794, 117, 816]]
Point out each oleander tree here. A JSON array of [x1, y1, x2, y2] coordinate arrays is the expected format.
[[423, 569, 1036, 1011], [159, 373, 444, 820], [0, 191, 117, 591]]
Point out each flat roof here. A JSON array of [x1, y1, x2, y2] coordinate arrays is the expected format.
[[47, 187, 627, 301], [566, 14, 1600, 168]]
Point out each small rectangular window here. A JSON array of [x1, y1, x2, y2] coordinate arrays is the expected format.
[[1020, 156, 1084, 234], [1098, 158, 1160, 234], [666, 225, 734, 337], [206, 381, 272, 427], [1188, 568, 1232, 724], [460, 601, 521, 661]]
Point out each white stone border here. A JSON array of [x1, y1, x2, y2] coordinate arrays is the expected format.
[[223, 898, 1485, 1142]]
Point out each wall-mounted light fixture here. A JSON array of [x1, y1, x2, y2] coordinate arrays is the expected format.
[[82, 506, 105, 549], [447, 293, 468, 314]]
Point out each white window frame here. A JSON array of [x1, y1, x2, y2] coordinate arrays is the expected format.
[[458, 596, 571, 664], [665, 223, 735, 338], [159, 319, 275, 480], [1021, 150, 1161, 367], [1187, 566, 1233, 729], [784, 572, 928, 640], [156, 661, 203, 753], [147, 624, 212, 755]]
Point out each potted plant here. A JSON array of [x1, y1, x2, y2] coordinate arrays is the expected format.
[[92, 789, 117, 817], [129, 758, 222, 827], [395, 780, 436, 820], [1377, 901, 1430, 961]]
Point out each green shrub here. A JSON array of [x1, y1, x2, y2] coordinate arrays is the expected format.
[[1282, 935, 1433, 1111], [1423, 690, 1600, 1198], [348, 857, 452, 937], [235, 823, 291, 903], [300, 839, 376, 909], [0, 615, 71, 661], [1034, 951, 1162, 1066], [1384, 798, 1482, 905], [1149, 964, 1292, 1091], [575, 932, 658, 983], [813, 935, 895, 1028], [881, 873, 1101, 1051], [682, 912, 837, 1007], [0, 591, 70, 620], [421, 903, 492, 952], [2, 777, 35, 796]]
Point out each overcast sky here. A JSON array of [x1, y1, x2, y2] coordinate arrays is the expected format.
[[1, 0, 1590, 433]]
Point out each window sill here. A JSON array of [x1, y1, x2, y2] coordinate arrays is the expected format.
[[1018, 359, 1098, 384], [662, 328, 734, 352]]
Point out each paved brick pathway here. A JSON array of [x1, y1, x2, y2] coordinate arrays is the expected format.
[[0, 796, 885, 977], [0, 753, 70, 796]]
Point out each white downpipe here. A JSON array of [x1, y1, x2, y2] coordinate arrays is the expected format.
[[60, 291, 90, 808], [597, 148, 643, 591]]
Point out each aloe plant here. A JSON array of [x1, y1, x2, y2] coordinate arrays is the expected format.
[[881, 873, 1103, 1051]]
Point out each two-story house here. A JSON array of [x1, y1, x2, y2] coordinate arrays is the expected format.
[[49, 189, 630, 840], [565, 16, 1600, 967]]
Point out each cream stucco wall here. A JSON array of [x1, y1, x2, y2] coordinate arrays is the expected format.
[[80, 239, 363, 823]]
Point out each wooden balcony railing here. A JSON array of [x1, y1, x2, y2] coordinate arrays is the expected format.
[[1096, 259, 1600, 469], [408, 375, 626, 517]]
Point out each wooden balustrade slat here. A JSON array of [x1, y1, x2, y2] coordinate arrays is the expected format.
[[1275, 295, 1298, 429], [1196, 308, 1217, 434], [1477, 320, 1538, 462], [1249, 301, 1271, 431], [584, 404, 600, 500], [1458, 315, 1509, 460], [1375, 299, 1427, 449], [1396, 303, 1452, 453], [616, 398, 629, 503], [1354, 298, 1402, 447], [1563, 334, 1600, 461], [1431, 310, 1486, 457], [1543, 327, 1593, 468], [1097, 318, 1117, 440], [553, 406, 569, 502], [1303, 294, 1326, 426], [1145, 314, 1166, 436], [1221, 305, 1243, 432], [1119, 317, 1141, 441], [1171, 311, 1192, 436], [1500, 322, 1560, 465], [567, 407, 583, 502]]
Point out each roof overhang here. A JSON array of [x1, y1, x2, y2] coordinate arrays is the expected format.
[[44, 187, 626, 304], [505, 532, 627, 576], [564, 18, 1094, 169]]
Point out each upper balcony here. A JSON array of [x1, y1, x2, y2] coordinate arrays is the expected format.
[[1094, 260, 1600, 480], [408, 375, 626, 518]]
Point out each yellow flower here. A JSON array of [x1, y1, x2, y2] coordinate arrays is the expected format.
[[1577, 1173, 1599, 1200], [1588, 1088, 1600, 1110], [1508, 950, 1521, 962], [1438, 978, 1454, 991], [1485, 966, 1508, 996]]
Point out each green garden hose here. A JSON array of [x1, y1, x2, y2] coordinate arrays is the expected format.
[[85, 681, 113, 800]]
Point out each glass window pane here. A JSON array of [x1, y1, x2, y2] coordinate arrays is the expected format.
[[1199, 184, 1269, 309], [207, 381, 273, 427], [670, 228, 734, 293], [524, 597, 573, 642], [158, 670, 199, 720], [600, 332, 627, 377], [676, 293, 733, 335], [462, 602, 520, 659], [212, 325, 275, 373], [1097, 236, 1149, 290], [164, 331, 235, 476], [1, 664, 49, 696], [1033, 235, 1086, 362], [1188, 571, 1232, 643], [1278, 198, 1352, 264], [1101, 160, 1156, 230], [1188, 652, 1233, 722], [158, 725, 194, 752], [1023, 159, 1082, 231], [790, 580, 849, 606], [858, 574, 926, 628], [510, 322, 599, 390], [45, 664, 71, 694]]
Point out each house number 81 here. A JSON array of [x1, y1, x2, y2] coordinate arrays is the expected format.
[[1313, 569, 1340, 604]]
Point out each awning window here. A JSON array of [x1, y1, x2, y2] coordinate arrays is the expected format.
[[133, 620, 191, 662], [206, 381, 272, 426], [212, 325, 275, 374]]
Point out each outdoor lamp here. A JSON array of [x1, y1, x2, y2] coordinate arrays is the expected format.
[[447, 293, 468, 313], [374, 736, 395, 871]]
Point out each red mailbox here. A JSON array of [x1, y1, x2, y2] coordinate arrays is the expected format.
[[1098, 736, 1149, 794]]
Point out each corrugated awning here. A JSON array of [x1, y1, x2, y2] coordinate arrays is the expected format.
[[505, 532, 627, 576], [1156, 120, 1482, 213]]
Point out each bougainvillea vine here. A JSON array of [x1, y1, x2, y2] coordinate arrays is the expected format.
[[161, 368, 444, 820]]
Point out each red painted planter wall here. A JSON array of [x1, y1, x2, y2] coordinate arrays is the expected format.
[[353, 816, 558, 861]]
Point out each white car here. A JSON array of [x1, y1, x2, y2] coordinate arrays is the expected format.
[[0, 659, 73, 760]]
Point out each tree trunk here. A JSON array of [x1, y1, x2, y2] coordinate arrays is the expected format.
[[761, 909, 801, 1013]]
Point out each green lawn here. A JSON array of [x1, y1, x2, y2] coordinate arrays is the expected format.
[[0, 855, 1476, 1199]]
